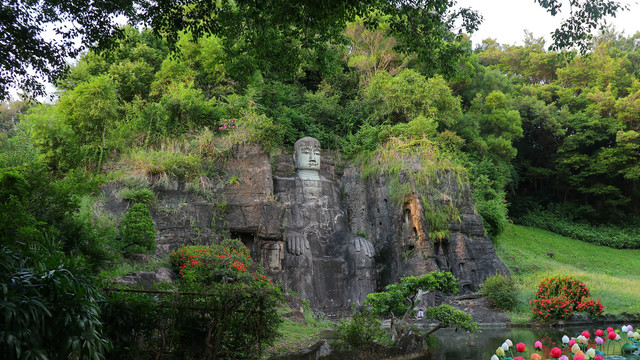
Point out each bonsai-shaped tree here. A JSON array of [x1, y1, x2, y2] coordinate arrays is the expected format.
[[119, 203, 156, 255], [366, 271, 477, 340]]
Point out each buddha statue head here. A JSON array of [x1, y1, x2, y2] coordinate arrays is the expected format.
[[294, 137, 321, 174]]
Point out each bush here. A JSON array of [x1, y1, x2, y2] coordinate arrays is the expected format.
[[336, 311, 388, 349], [1, 245, 109, 360], [169, 241, 272, 286], [529, 276, 604, 321], [481, 274, 517, 311], [120, 187, 155, 205], [102, 239, 283, 359], [119, 203, 156, 255]]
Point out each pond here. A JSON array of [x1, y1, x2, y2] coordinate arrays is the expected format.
[[417, 323, 640, 360]]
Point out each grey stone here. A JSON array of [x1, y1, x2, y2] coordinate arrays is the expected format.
[[113, 267, 177, 290], [341, 164, 509, 293]]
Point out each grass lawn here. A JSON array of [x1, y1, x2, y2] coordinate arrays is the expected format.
[[494, 224, 640, 323], [266, 306, 335, 355]]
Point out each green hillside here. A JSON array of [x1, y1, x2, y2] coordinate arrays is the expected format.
[[495, 225, 640, 322]]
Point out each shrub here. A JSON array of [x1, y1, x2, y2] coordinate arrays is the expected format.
[[120, 187, 155, 205], [481, 274, 517, 311], [1, 245, 109, 360], [530, 276, 604, 321], [102, 240, 283, 359], [119, 203, 156, 255], [169, 240, 272, 286], [336, 311, 388, 349]]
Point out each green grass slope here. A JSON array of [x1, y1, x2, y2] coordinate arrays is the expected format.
[[494, 225, 640, 322]]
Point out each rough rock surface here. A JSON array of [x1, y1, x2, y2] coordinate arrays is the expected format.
[[112, 267, 177, 290], [341, 164, 509, 292], [101, 143, 508, 308]]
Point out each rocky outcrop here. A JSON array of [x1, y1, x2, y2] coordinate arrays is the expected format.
[[341, 165, 508, 292], [101, 143, 507, 307]]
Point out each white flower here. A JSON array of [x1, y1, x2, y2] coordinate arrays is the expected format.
[[502, 342, 510, 351], [628, 331, 634, 338], [586, 348, 596, 358], [578, 335, 588, 345], [562, 335, 570, 344], [505, 339, 513, 347], [634, 332, 640, 340], [571, 343, 581, 353], [491, 355, 499, 360], [623, 325, 629, 332], [615, 334, 621, 341]]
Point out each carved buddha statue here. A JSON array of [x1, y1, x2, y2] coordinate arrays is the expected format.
[[273, 137, 376, 310]]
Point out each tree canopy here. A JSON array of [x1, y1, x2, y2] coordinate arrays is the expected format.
[[1, 0, 631, 100]]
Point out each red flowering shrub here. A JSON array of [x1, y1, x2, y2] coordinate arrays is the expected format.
[[530, 276, 604, 321], [170, 239, 273, 287], [530, 295, 573, 320], [576, 298, 605, 316]]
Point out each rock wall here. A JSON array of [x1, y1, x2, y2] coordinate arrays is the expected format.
[[341, 164, 509, 291], [103, 143, 508, 307]]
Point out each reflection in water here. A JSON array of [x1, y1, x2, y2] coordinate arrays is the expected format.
[[414, 324, 640, 360]]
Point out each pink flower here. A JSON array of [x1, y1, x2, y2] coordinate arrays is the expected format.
[[573, 355, 584, 360], [595, 336, 604, 345], [535, 341, 543, 349], [595, 329, 603, 336], [581, 331, 590, 339], [594, 355, 604, 360], [517, 342, 526, 352], [559, 356, 569, 360], [515, 357, 525, 360], [569, 339, 577, 347], [608, 331, 617, 340], [607, 327, 614, 333]]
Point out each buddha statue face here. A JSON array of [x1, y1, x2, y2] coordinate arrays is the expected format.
[[294, 137, 321, 171]]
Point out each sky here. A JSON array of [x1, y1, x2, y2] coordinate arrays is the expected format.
[[457, 0, 640, 48]]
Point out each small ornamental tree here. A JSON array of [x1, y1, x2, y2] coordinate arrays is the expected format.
[[530, 275, 604, 321], [365, 271, 477, 341], [119, 203, 156, 255]]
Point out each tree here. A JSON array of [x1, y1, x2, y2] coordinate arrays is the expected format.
[[365, 271, 477, 341], [3, 0, 627, 100], [119, 203, 155, 255], [535, 0, 630, 52], [0, 0, 137, 100]]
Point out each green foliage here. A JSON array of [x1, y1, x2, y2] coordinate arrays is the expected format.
[[481, 274, 518, 311], [125, 147, 201, 182], [366, 271, 476, 341], [120, 187, 155, 205], [102, 239, 282, 359], [363, 69, 462, 129], [423, 304, 478, 333], [102, 282, 282, 360], [336, 311, 388, 349], [0, 244, 110, 360], [367, 271, 460, 319], [518, 208, 640, 248], [119, 203, 155, 255]]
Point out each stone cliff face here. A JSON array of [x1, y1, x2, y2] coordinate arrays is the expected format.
[[103, 143, 508, 309], [341, 165, 509, 292]]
